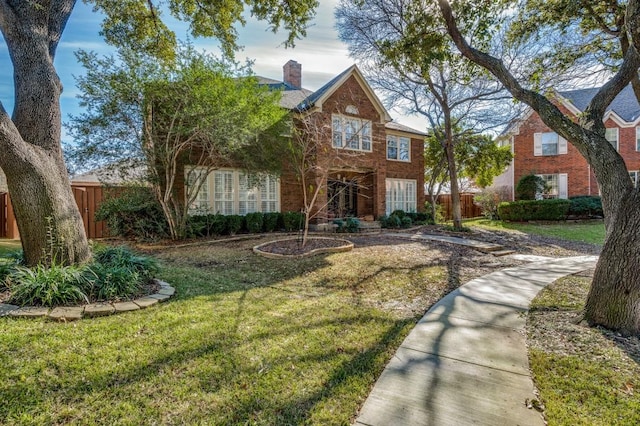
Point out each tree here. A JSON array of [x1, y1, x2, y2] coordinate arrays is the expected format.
[[515, 174, 547, 201], [67, 47, 288, 240], [336, 0, 519, 229], [423, 126, 512, 221], [0, 0, 318, 265], [287, 109, 369, 246], [432, 0, 640, 334]]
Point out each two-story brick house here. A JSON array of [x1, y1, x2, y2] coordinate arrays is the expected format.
[[187, 60, 426, 221], [492, 85, 640, 200]]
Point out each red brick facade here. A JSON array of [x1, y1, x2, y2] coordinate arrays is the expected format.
[[280, 74, 425, 220], [495, 102, 640, 199]]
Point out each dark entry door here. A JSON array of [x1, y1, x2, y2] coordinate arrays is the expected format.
[[328, 180, 357, 217]]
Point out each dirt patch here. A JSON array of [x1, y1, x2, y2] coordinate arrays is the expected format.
[[255, 237, 351, 256]]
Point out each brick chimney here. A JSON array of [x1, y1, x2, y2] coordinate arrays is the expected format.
[[283, 60, 302, 89]]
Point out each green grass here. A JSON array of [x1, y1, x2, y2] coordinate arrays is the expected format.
[[527, 275, 640, 425], [464, 218, 605, 245], [0, 237, 452, 425], [0, 239, 21, 256]]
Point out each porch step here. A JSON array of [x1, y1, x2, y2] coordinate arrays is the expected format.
[[491, 249, 517, 257], [358, 221, 381, 233]]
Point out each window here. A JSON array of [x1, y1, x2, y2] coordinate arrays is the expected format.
[[238, 174, 258, 215], [536, 173, 568, 199], [387, 136, 411, 161], [385, 178, 417, 214], [541, 132, 558, 155], [332, 115, 372, 151], [188, 168, 280, 215], [630, 171, 639, 188], [534, 132, 567, 156], [186, 168, 210, 212], [538, 174, 558, 199], [636, 127, 640, 151], [605, 128, 619, 151], [214, 171, 234, 215]]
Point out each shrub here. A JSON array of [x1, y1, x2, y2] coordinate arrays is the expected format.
[[379, 214, 401, 229], [93, 245, 159, 279], [474, 188, 503, 220], [401, 216, 413, 228], [568, 196, 603, 218], [245, 212, 264, 233], [515, 174, 547, 200], [390, 209, 407, 218], [335, 217, 360, 233], [263, 212, 280, 232], [226, 215, 244, 235], [96, 186, 168, 240], [282, 211, 304, 231], [7, 263, 89, 307], [84, 263, 142, 301], [498, 199, 570, 221], [406, 212, 433, 225]]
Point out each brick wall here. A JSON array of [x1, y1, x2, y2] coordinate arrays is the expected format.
[[511, 103, 640, 197], [279, 74, 425, 220]]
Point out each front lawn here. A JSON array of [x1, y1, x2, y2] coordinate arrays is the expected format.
[[465, 218, 605, 245], [0, 235, 479, 425], [527, 274, 640, 425], [0, 239, 21, 256]]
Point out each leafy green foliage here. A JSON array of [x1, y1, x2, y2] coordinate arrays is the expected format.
[[245, 212, 264, 234], [95, 186, 168, 240], [474, 187, 510, 220], [88, 0, 319, 59], [7, 264, 89, 307], [84, 263, 142, 301], [568, 196, 603, 218], [226, 215, 244, 235], [498, 199, 570, 221], [263, 212, 280, 232], [515, 174, 548, 200], [282, 211, 304, 232], [333, 217, 360, 233], [380, 210, 423, 228], [93, 245, 159, 279]]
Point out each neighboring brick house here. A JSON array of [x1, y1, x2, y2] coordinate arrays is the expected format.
[[492, 85, 640, 200], [187, 60, 426, 221]]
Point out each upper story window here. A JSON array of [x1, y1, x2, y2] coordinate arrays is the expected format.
[[387, 135, 411, 162], [605, 128, 619, 151], [332, 115, 372, 152], [630, 171, 639, 188], [636, 127, 640, 151], [534, 132, 567, 156]]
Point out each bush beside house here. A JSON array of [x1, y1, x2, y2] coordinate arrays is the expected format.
[[498, 199, 571, 221]]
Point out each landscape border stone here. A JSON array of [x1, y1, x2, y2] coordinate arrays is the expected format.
[[0, 279, 175, 321], [252, 237, 354, 259]]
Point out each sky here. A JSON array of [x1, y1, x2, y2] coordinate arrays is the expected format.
[[0, 1, 426, 144]]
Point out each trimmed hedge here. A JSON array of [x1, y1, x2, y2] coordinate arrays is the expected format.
[[498, 199, 570, 221], [568, 196, 603, 218]]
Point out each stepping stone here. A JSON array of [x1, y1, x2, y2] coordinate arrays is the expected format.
[[9, 306, 50, 318], [49, 306, 84, 321], [157, 286, 175, 296], [133, 297, 160, 308], [148, 293, 171, 301], [113, 301, 141, 312], [84, 303, 115, 317], [0, 303, 19, 316], [157, 280, 171, 288]]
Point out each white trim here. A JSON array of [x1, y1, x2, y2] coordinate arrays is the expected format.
[[558, 173, 568, 199], [385, 178, 417, 215], [386, 135, 411, 162]]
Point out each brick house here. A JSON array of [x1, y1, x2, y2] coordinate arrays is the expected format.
[[187, 60, 426, 221], [492, 85, 640, 200]]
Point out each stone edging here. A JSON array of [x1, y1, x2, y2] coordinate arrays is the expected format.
[[0, 279, 175, 321], [253, 237, 354, 259]]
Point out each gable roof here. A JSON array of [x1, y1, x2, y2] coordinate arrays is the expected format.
[[385, 121, 426, 136], [257, 65, 393, 123], [559, 85, 640, 123]]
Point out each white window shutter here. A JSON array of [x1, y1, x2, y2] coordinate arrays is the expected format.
[[558, 173, 568, 199], [558, 136, 568, 154], [534, 133, 542, 156]]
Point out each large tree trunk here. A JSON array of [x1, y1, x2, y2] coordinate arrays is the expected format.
[[0, 0, 91, 266], [584, 190, 640, 335]]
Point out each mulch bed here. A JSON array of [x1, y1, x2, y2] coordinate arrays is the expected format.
[[256, 237, 350, 255]]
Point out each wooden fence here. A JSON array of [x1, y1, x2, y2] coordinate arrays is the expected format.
[[0, 185, 110, 239], [426, 193, 483, 221]]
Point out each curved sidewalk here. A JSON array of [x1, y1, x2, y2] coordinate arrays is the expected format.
[[354, 255, 598, 426]]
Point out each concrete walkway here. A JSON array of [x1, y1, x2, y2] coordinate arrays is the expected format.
[[354, 255, 598, 426], [386, 232, 514, 256]]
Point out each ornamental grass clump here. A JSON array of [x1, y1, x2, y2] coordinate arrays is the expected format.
[[7, 263, 89, 307]]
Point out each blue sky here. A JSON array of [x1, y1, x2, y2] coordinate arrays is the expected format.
[[0, 1, 425, 142]]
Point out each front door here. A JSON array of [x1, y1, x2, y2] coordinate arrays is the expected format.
[[328, 180, 358, 218]]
